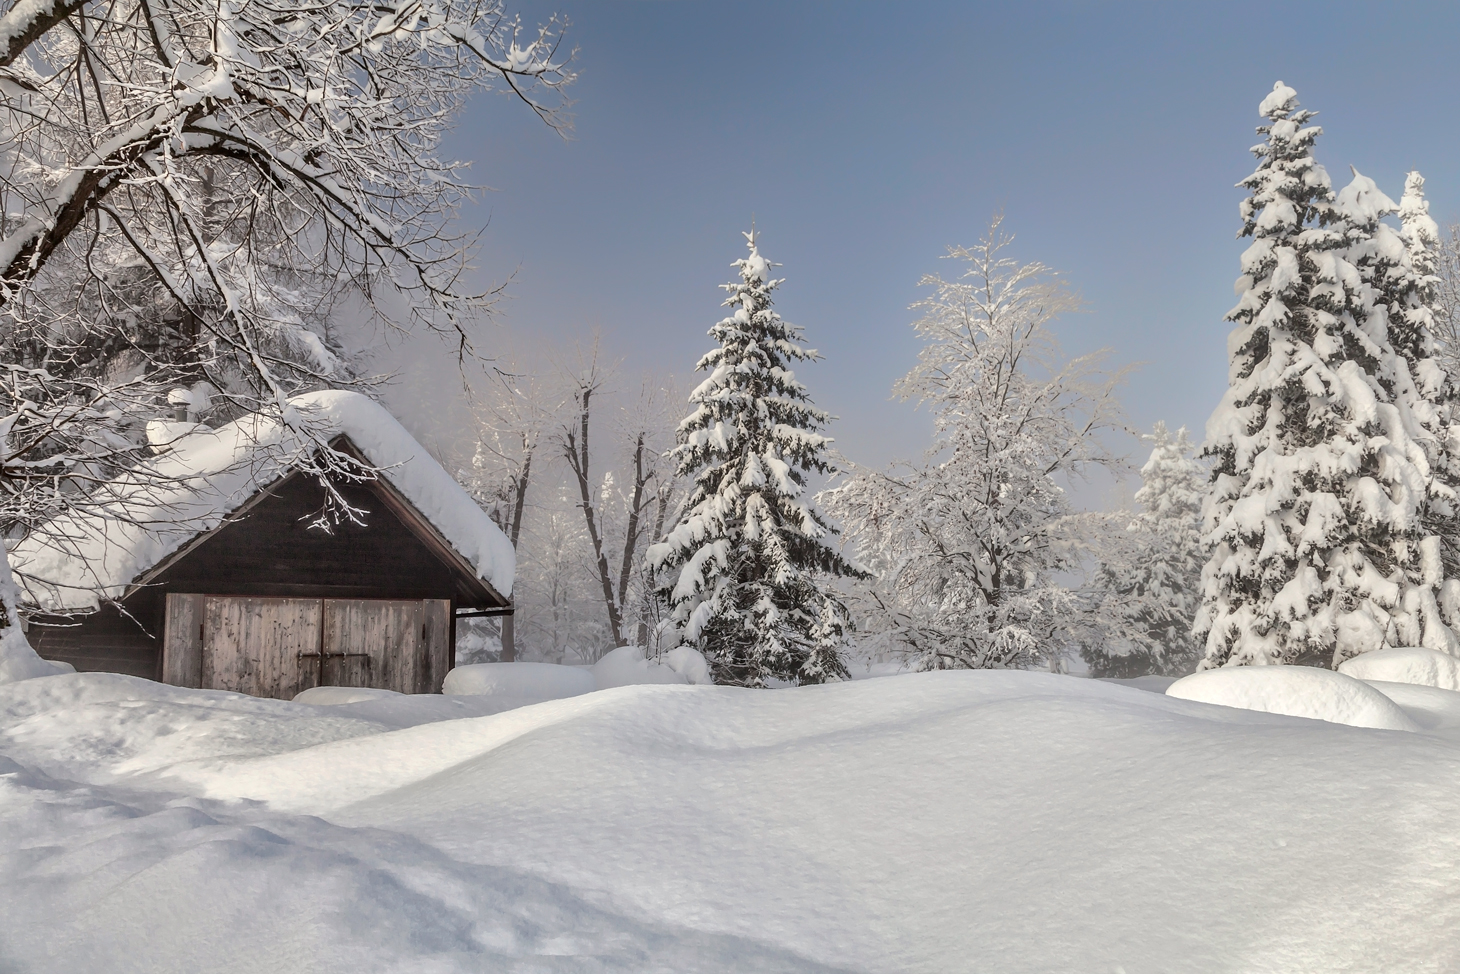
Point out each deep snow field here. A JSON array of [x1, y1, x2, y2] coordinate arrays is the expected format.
[[3, 664, 1460, 973]]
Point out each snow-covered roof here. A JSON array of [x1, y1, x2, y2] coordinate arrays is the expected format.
[[10, 390, 514, 612]]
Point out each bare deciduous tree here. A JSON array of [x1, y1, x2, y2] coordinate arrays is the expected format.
[[555, 347, 679, 653]]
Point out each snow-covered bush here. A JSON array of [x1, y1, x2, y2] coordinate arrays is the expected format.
[[1196, 82, 1460, 669], [648, 231, 861, 687], [823, 216, 1127, 671], [592, 645, 712, 689], [455, 622, 505, 667]]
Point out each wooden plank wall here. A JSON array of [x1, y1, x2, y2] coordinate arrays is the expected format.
[[27, 600, 163, 680], [154, 477, 462, 601]]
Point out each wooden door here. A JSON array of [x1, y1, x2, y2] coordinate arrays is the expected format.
[[162, 593, 205, 688], [321, 599, 421, 694], [202, 597, 323, 699]]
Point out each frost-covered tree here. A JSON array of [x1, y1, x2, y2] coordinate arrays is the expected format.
[[647, 231, 859, 687], [1084, 423, 1206, 678], [0, 0, 572, 677], [1196, 82, 1460, 669], [823, 216, 1127, 671], [1429, 226, 1460, 383], [459, 364, 562, 661]]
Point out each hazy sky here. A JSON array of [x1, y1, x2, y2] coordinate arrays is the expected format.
[[384, 1, 1460, 483]]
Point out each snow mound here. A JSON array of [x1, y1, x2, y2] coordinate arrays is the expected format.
[[661, 646, 713, 685], [446, 649, 712, 703], [442, 661, 595, 702], [1167, 665, 1419, 731], [1337, 647, 1460, 691], [0, 672, 388, 784], [1363, 681, 1460, 733], [0, 628, 74, 684], [592, 645, 712, 689], [293, 686, 404, 706]]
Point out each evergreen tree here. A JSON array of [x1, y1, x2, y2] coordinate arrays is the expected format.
[[1085, 423, 1206, 678], [647, 231, 860, 686], [1400, 173, 1442, 277], [1333, 170, 1460, 654], [1197, 82, 1460, 668], [1398, 172, 1460, 589]]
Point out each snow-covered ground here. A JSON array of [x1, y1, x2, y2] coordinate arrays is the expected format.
[[3, 668, 1460, 973]]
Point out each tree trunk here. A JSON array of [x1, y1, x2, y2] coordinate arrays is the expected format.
[[615, 432, 652, 644], [498, 447, 532, 663], [636, 483, 672, 648], [564, 387, 624, 648]]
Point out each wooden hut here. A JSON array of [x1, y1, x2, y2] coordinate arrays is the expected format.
[[10, 391, 514, 700]]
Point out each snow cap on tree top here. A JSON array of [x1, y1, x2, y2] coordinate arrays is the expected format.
[[738, 229, 773, 283], [1400, 171, 1440, 242], [1258, 81, 1299, 119], [1337, 167, 1397, 224]]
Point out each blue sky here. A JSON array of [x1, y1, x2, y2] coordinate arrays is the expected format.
[[401, 1, 1460, 480]]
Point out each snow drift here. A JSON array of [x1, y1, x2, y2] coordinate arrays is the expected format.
[[1166, 664, 1420, 731], [441, 647, 713, 704], [442, 660, 596, 701], [5, 669, 1460, 972], [1337, 646, 1460, 691]]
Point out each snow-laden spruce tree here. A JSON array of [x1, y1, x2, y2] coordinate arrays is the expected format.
[[1083, 423, 1206, 678], [1196, 82, 1460, 668], [647, 231, 859, 686], [1396, 171, 1460, 582], [1399, 173, 1442, 303], [1332, 169, 1460, 655], [822, 215, 1126, 671]]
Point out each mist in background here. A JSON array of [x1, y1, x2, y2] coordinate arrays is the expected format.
[[358, 1, 1460, 498]]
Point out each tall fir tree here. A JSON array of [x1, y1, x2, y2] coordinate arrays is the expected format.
[[1396, 172, 1444, 363], [1397, 172, 1460, 587], [647, 231, 861, 686], [1085, 423, 1206, 678], [1333, 169, 1460, 655], [1197, 82, 1460, 668]]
